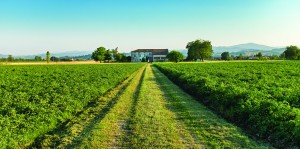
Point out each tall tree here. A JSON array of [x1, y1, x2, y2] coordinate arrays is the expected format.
[[167, 51, 184, 63], [115, 53, 124, 62], [186, 39, 213, 61], [7, 55, 14, 62], [283, 45, 300, 60], [46, 51, 50, 63], [92, 47, 106, 63], [111, 47, 119, 60], [221, 52, 230, 60], [104, 49, 112, 62]]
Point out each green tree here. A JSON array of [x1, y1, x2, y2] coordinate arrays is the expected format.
[[92, 47, 106, 63], [186, 39, 213, 61], [237, 54, 243, 60], [256, 52, 263, 60], [46, 51, 50, 63], [111, 47, 118, 60], [272, 55, 279, 60], [167, 51, 184, 63], [283, 45, 300, 60], [141, 57, 146, 62], [221, 52, 230, 60], [126, 56, 132, 62], [35, 56, 42, 61], [7, 55, 14, 62], [115, 53, 124, 62], [50, 56, 59, 62], [104, 49, 112, 62]]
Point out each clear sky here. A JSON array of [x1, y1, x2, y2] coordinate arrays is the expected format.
[[0, 0, 300, 55]]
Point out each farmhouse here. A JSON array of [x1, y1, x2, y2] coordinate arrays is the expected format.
[[131, 49, 169, 62]]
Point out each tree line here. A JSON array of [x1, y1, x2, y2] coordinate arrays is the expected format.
[[167, 39, 300, 63], [91, 47, 131, 63]]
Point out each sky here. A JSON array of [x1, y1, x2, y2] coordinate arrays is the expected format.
[[0, 0, 300, 55]]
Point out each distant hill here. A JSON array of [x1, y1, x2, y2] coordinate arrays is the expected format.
[[175, 43, 286, 58], [0, 54, 7, 58], [213, 43, 276, 53], [228, 48, 285, 57], [15, 51, 93, 59], [72, 54, 92, 60]]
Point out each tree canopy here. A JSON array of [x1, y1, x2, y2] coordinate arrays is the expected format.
[[186, 39, 213, 61], [46, 51, 50, 63], [92, 47, 106, 62], [104, 50, 112, 62], [283, 45, 300, 60], [221, 52, 230, 60], [167, 51, 184, 63]]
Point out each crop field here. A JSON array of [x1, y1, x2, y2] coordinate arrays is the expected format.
[[155, 61, 300, 148], [0, 63, 274, 148], [0, 64, 144, 148]]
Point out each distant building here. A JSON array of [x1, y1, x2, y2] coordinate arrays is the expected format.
[[131, 49, 169, 62]]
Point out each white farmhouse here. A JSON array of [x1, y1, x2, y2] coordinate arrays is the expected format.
[[131, 49, 169, 62]]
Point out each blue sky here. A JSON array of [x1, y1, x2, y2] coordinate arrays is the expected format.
[[0, 0, 300, 55]]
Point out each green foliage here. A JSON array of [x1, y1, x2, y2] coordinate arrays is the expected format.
[[115, 53, 124, 62], [155, 61, 300, 148], [46, 51, 50, 63], [236, 54, 243, 60], [92, 47, 106, 62], [111, 47, 119, 60], [0, 64, 144, 148], [34, 56, 42, 61], [104, 50, 112, 62], [283, 45, 300, 60], [271, 55, 279, 60], [141, 57, 146, 62], [186, 39, 213, 61], [7, 55, 14, 62], [167, 51, 184, 63], [221, 52, 230, 60]]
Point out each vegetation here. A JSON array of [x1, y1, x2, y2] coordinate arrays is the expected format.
[[46, 51, 50, 63], [155, 61, 300, 148], [166, 50, 184, 63], [7, 55, 14, 62], [0, 64, 144, 148], [283, 45, 300, 60], [92, 47, 131, 63], [186, 39, 213, 61], [221, 52, 231, 60], [92, 47, 106, 62]]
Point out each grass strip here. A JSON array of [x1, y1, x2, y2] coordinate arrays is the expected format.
[[77, 64, 147, 148], [124, 64, 200, 148]]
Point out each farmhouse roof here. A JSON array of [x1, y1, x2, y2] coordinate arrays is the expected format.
[[132, 49, 169, 55]]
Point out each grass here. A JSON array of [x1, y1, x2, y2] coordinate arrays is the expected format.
[[124, 64, 202, 148]]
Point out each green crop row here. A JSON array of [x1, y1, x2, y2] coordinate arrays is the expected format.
[[0, 64, 144, 148], [155, 61, 300, 148]]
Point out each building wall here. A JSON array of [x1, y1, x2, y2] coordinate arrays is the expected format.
[[153, 55, 168, 62], [131, 52, 152, 62]]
